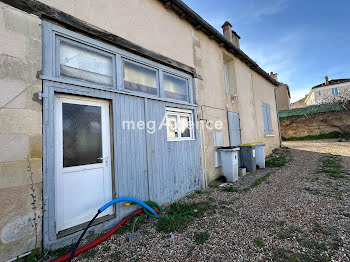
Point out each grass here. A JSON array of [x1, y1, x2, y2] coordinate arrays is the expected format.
[[222, 186, 240, 192], [276, 231, 288, 239], [304, 187, 321, 195], [187, 246, 195, 256], [282, 131, 350, 141], [254, 237, 264, 247], [317, 154, 345, 179], [266, 148, 291, 168], [155, 200, 214, 233], [194, 232, 210, 244], [80, 248, 98, 259], [19, 248, 49, 262]]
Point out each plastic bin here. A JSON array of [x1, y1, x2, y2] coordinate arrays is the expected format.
[[239, 144, 256, 172], [217, 147, 240, 183], [252, 142, 265, 169]]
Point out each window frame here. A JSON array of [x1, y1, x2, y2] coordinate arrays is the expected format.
[[56, 36, 117, 89], [318, 90, 322, 96], [121, 57, 160, 97], [163, 71, 190, 102], [42, 21, 194, 105], [166, 107, 195, 141]]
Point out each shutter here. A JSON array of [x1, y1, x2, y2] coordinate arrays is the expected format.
[[262, 103, 269, 135], [227, 112, 241, 146], [266, 103, 273, 134]]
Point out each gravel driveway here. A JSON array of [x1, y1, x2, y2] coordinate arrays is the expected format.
[[70, 140, 350, 262]]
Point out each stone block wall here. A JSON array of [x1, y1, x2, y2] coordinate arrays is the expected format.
[[0, 3, 42, 261], [280, 110, 350, 138]]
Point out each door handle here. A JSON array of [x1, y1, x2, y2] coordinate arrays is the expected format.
[[97, 156, 109, 167]]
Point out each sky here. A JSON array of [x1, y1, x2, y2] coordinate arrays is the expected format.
[[183, 0, 350, 102]]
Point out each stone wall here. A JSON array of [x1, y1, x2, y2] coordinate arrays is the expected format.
[[0, 3, 42, 261], [280, 110, 350, 138]]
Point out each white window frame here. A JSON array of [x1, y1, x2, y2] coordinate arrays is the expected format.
[[166, 107, 195, 141]]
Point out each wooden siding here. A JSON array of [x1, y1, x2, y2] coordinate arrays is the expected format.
[[43, 81, 201, 249]]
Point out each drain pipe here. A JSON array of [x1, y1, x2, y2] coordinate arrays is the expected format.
[[199, 119, 207, 188], [274, 86, 282, 147]]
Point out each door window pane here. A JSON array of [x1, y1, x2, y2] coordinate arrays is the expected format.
[[60, 41, 113, 86], [123, 60, 158, 95], [164, 73, 188, 101], [62, 103, 102, 167], [180, 116, 191, 137], [166, 115, 178, 138]]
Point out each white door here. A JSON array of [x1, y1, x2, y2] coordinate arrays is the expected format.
[[55, 95, 113, 232]]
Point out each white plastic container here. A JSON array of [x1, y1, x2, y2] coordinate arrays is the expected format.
[[218, 147, 240, 183], [254, 143, 265, 169]]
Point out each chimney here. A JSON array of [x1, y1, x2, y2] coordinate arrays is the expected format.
[[270, 72, 278, 81], [221, 21, 240, 49], [325, 75, 329, 85]]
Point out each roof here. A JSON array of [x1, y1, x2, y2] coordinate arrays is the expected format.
[[312, 78, 350, 89], [159, 0, 280, 86]]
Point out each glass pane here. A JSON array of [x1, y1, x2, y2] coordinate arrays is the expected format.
[[180, 116, 191, 138], [62, 103, 102, 167], [60, 41, 113, 86], [166, 115, 178, 139], [164, 73, 188, 101], [124, 60, 157, 95]]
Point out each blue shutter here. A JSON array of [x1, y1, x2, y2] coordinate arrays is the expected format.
[[262, 103, 268, 135], [266, 103, 273, 135]]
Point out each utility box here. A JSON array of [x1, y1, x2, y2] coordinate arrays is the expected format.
[[253, 143, 265, 169], [239, 144, 256, 172], [217, 147, 240, 183]]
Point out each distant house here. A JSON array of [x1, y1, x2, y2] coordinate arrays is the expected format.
[[270, 72, 290, 111], [305, 76, 350, 105], [291, 96, 307, 109]]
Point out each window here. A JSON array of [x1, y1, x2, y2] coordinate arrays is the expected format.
[[223, 62, 229, 94], [44, 22, 194, 103], [262, 102, 273, 135], [222, 58, 237, 96], [59, 40, 114, 86], [318, 90, 322, 96], [123, 60, 158, 95], [332, 87, 338, 96], [166, 108, 194, 141], [163, 73, 188, 101]]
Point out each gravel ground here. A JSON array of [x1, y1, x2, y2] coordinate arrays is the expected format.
[[70, 140, 350, 262]]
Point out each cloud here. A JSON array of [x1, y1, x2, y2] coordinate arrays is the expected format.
[[238, 0, 289, 24], [241, 30, 302, 84]]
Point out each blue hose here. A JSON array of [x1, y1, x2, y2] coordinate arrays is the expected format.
[[98, 197, 159, 216], [68, 197, 160, 262]]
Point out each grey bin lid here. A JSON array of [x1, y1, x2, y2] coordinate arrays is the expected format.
[[217, 146, 240, 152]]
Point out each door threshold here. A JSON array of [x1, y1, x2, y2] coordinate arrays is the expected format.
[[57, 214, 114, 239]]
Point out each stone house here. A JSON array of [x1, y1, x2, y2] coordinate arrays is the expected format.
[[270, 73, 291, 111], [305, 76, 350, 106], [0, 0, 280, 260]]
